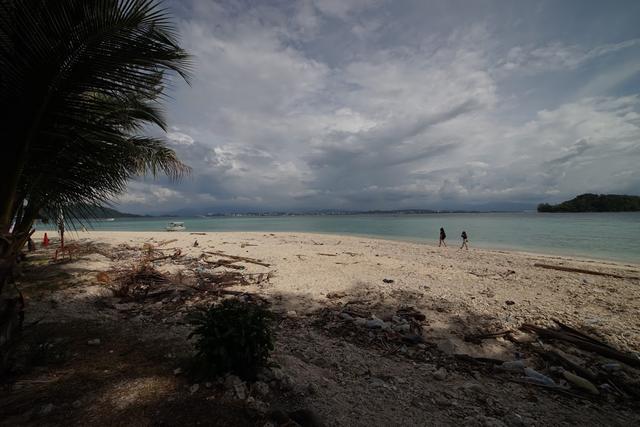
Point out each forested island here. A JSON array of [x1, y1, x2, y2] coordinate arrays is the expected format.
[[538, 194, 640, 212]]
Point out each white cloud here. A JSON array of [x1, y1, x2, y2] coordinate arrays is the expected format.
[[115, 0, 640, 213]]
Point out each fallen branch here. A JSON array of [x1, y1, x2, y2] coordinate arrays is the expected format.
[[465, 330, 513, 343], [204, 251, 270, 267], [521, 324, 640, 368], [533, 263, 638, 280]]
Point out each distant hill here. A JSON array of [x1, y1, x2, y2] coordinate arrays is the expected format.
[[67, 205, 142, 218], [538, 194, 640, 212]]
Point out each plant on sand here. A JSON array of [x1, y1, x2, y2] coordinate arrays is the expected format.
[[187, 299, 275, 380]]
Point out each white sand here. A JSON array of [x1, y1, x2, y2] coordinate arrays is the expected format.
[[36, 230, 640, 354]]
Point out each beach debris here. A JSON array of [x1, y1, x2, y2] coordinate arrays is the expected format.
[[464, 329, 513, 343], [205, 251, 270, 267], [193, 240, 199, 247], [499, 360, 526, 372], [190, 232, 206, 235], [433, 367, 447, 381], [505, 300, 515, 306], [533, 263, 638, 280], [87, 338, 101, 346], [562, 370, 599, 395], [524, 367, 556, 387], [382, 278, 394, 284], [108, 262, 171, 300], [520, 322, 640, 368]]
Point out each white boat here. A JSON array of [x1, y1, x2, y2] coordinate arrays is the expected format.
[[166, 221, 186, 231]]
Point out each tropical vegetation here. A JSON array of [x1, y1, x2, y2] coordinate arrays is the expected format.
[[0, 0, 190, 373], [538, 194, 640, 213]]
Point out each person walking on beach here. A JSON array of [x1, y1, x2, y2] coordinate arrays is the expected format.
[[439, 227, 447, 247], [460, 230, 469, 250]]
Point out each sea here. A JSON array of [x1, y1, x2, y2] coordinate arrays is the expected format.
[[38, 212, 640, 264]]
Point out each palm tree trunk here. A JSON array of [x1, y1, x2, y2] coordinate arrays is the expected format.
[[0, 232, 25, 376]]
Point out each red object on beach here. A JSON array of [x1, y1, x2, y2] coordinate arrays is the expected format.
[[43, 233, 50, 247]]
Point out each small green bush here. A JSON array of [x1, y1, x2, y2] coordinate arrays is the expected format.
[[187, 299, 275, 379]]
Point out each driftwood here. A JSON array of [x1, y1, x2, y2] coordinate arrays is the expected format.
[[533, 263, 638, 280], [465, 330, 513, 343], [542, 347, 598, 381], [553, 319, 615, 350], [204, 251, 270, 267], [318, 253, 337, 257], [521, 323, 640, 368], [149, 249, 182, 262], [156, 238, 178, 247]]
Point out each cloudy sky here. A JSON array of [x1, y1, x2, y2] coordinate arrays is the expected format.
[[118, 0, 640, 214]]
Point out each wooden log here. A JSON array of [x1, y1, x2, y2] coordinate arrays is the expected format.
[[533, 263, 638, 280]]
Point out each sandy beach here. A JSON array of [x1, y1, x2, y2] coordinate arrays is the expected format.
[[5, 230, 640, 425]]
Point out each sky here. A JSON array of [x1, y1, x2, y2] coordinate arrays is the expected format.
[[117, 0, 640, 214]]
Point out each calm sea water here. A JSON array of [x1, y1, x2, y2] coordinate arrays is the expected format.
[[40, 213, 640, 264]]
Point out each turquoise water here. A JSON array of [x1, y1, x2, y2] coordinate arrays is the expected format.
[[40, 213, 640, 264]]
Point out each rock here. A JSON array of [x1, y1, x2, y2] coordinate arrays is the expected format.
[[505, 300, 515, 306], [354, 317, 367, 326], [40, 403, 55, 415], [224, 374, 243, 389], [173, 367, 183, 375], [205, 382, 212, 388], [234, 383, 247, 400], [464, 415, 508, 427], [365, 317, 386, 329], [503, 414, 535, 427], [383, 278, 394, 284], [256, 367, 275, 382], [461, 381, 485, 395], [190, 384, 200, 394], [252, 381, 270, 397], [288, 408, 324, 427], [392, 323, 410, 333], [339, 312, 353, 321], [433, 367, 447, 381], [307, 383, 319, 395], [434, 396, 453, 407], [286, 310, 297, 317], [87, 338, 101, 346]]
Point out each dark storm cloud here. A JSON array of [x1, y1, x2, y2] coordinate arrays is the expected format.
[[116, 0, 640, 214]]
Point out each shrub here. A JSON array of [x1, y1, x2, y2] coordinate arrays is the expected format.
[[187, 299, 275, 379]]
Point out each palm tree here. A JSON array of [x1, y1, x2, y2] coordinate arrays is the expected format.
[[0, 0, 191, 372]]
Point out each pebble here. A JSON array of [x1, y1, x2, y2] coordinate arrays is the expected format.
[[87, 338, 101, 346], [433, 367, 447, 381], [205, 382, 212, 388], [189, 384, 200, 394], [253, 381, 270, 397], [307, 383, 319, 395], [286, 310, 297, 317], [40, 403, 55, 415]]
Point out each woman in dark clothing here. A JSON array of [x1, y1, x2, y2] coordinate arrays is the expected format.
[[439, 227, 447, 247], [460, 230, 469, 250]]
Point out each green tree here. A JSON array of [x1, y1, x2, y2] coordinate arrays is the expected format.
[[0, 0, 190, 372]]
